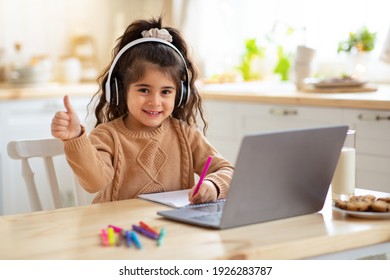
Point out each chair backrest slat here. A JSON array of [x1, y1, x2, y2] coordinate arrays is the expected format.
[[7, 138, 90, 211]]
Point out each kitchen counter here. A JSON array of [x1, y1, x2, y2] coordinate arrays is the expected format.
[[0, 82, 98, 100], [2, 81, 390, 110], [198, 82, 390, 110]]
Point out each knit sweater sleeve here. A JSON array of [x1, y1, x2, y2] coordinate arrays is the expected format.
[[63, 125, 116, 193], [184, 123, 234, 199]]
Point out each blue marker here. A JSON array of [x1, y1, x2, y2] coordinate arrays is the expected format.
[[157, 228, 166, 246], [125, 230, 132, 247], [130, 231, 142, 249]]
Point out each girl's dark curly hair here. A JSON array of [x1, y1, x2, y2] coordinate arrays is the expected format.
[[89, 16, 207, 134]]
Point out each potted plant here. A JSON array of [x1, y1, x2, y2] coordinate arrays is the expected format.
[[337, 26, 377, 54], [337, 26, 377, 79]]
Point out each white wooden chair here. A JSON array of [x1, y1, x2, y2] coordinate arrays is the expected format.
[[7, 138, 91, 211]]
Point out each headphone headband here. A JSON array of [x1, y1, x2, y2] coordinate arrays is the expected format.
[[104, 37, 190, 107]]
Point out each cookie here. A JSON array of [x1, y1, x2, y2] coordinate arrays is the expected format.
[[371, 200, 390, 212], [349, 195, 376, 202], [334, 199, 348, 210], [345, 200, 372, 211], [377, 197, 390, 203], [334, 198, 372, 211], [334, 194, 390, 212]]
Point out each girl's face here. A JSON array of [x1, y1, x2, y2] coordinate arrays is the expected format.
[[125, 66, 177, 132]]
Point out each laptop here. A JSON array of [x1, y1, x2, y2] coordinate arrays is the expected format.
[[157, 125, 348, 229]]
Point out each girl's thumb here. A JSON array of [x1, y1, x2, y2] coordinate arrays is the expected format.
[[63, 95, 75, 114]]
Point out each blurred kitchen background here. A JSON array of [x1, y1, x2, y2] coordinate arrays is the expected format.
[[0, 0, 175, 84], [1, 0, 390, 85], [2, 0, 390, 216]]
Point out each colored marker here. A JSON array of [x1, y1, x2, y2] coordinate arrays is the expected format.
[[130, 231, 142, 249], [125, 230, 132, 247], [193, 156, 213, 196], [108, 224, 123, 233], [107, 227, 115, 246], [116, 230, 124, 246], [157, 228, 166, 246], [132, 224, 159, 240], [101, 228, 109, 246], [139, 221, 159, 235]]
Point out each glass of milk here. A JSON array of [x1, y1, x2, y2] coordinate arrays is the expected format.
[[331, 130, 356, 201]]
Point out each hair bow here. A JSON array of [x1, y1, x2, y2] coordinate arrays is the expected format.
[[141, 28, 173, 42]]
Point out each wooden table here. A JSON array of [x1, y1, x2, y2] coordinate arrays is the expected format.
[[1, 189, 390, 260]]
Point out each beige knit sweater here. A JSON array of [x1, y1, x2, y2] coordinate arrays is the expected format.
[[63, 116, 234, 203]]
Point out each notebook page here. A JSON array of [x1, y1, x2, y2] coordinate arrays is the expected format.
[[138, 189, 190, 208]]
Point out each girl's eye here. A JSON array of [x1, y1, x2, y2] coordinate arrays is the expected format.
[[162, 90, 173, 96], [138, 88, 149, 94]]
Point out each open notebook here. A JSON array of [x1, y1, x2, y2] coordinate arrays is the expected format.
[[138, 189, 191, 208], [138, 189, 226, 208]]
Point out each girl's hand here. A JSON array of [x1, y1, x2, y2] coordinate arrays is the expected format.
[[189, 180, 218, 204], [51, 95, 82, 140]]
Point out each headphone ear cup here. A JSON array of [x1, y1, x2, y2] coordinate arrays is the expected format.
[[109, 77, 121, 106], [176, 80, 188, 107], [109, 81, 116, 104]]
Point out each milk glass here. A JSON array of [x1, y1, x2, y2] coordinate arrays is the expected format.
[[331, 130, 356, 201]]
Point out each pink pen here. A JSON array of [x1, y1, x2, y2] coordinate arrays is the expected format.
[[193, 156, 213, 197]]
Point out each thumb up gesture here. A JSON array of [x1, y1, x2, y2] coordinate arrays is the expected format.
[[51, 95, 82, 140]]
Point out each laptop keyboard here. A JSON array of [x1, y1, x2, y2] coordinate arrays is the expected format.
[[185, 199, 226, 208]]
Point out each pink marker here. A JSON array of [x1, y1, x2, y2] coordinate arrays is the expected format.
[[101, 228, 109, 246], [193, 156, 213, 197], [108, 224, 123, 233]]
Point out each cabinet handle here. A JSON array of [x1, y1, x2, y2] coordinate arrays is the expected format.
[[358, 114, 390, 121], [269, 108, 298, 116]]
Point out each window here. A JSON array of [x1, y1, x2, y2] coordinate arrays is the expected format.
[[178, 0, 390, 83]]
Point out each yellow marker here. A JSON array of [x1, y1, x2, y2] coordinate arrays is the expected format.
[[107, 227, 115, 246]]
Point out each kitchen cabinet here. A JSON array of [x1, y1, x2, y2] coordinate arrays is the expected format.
[[0, 95, 95, 215], [343, 108, 390, 192], [204, 99, 390, 193]]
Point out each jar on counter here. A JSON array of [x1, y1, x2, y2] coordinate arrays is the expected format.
[[56, 56, 82, 84], [4, 43, 53, 84]]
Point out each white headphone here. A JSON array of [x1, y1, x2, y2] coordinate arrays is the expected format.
[[104, 37, 191, 107]]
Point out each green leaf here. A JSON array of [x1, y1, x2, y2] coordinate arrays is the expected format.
[[273, 46, 291, 81]]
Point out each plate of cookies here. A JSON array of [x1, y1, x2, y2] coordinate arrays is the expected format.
[[333, 195, 390, 219]]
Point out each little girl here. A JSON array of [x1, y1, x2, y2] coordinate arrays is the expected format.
[[51, 17, 233, 204]]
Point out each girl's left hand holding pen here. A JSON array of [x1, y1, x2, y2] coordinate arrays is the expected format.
[[189, 180, 218, 204]]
